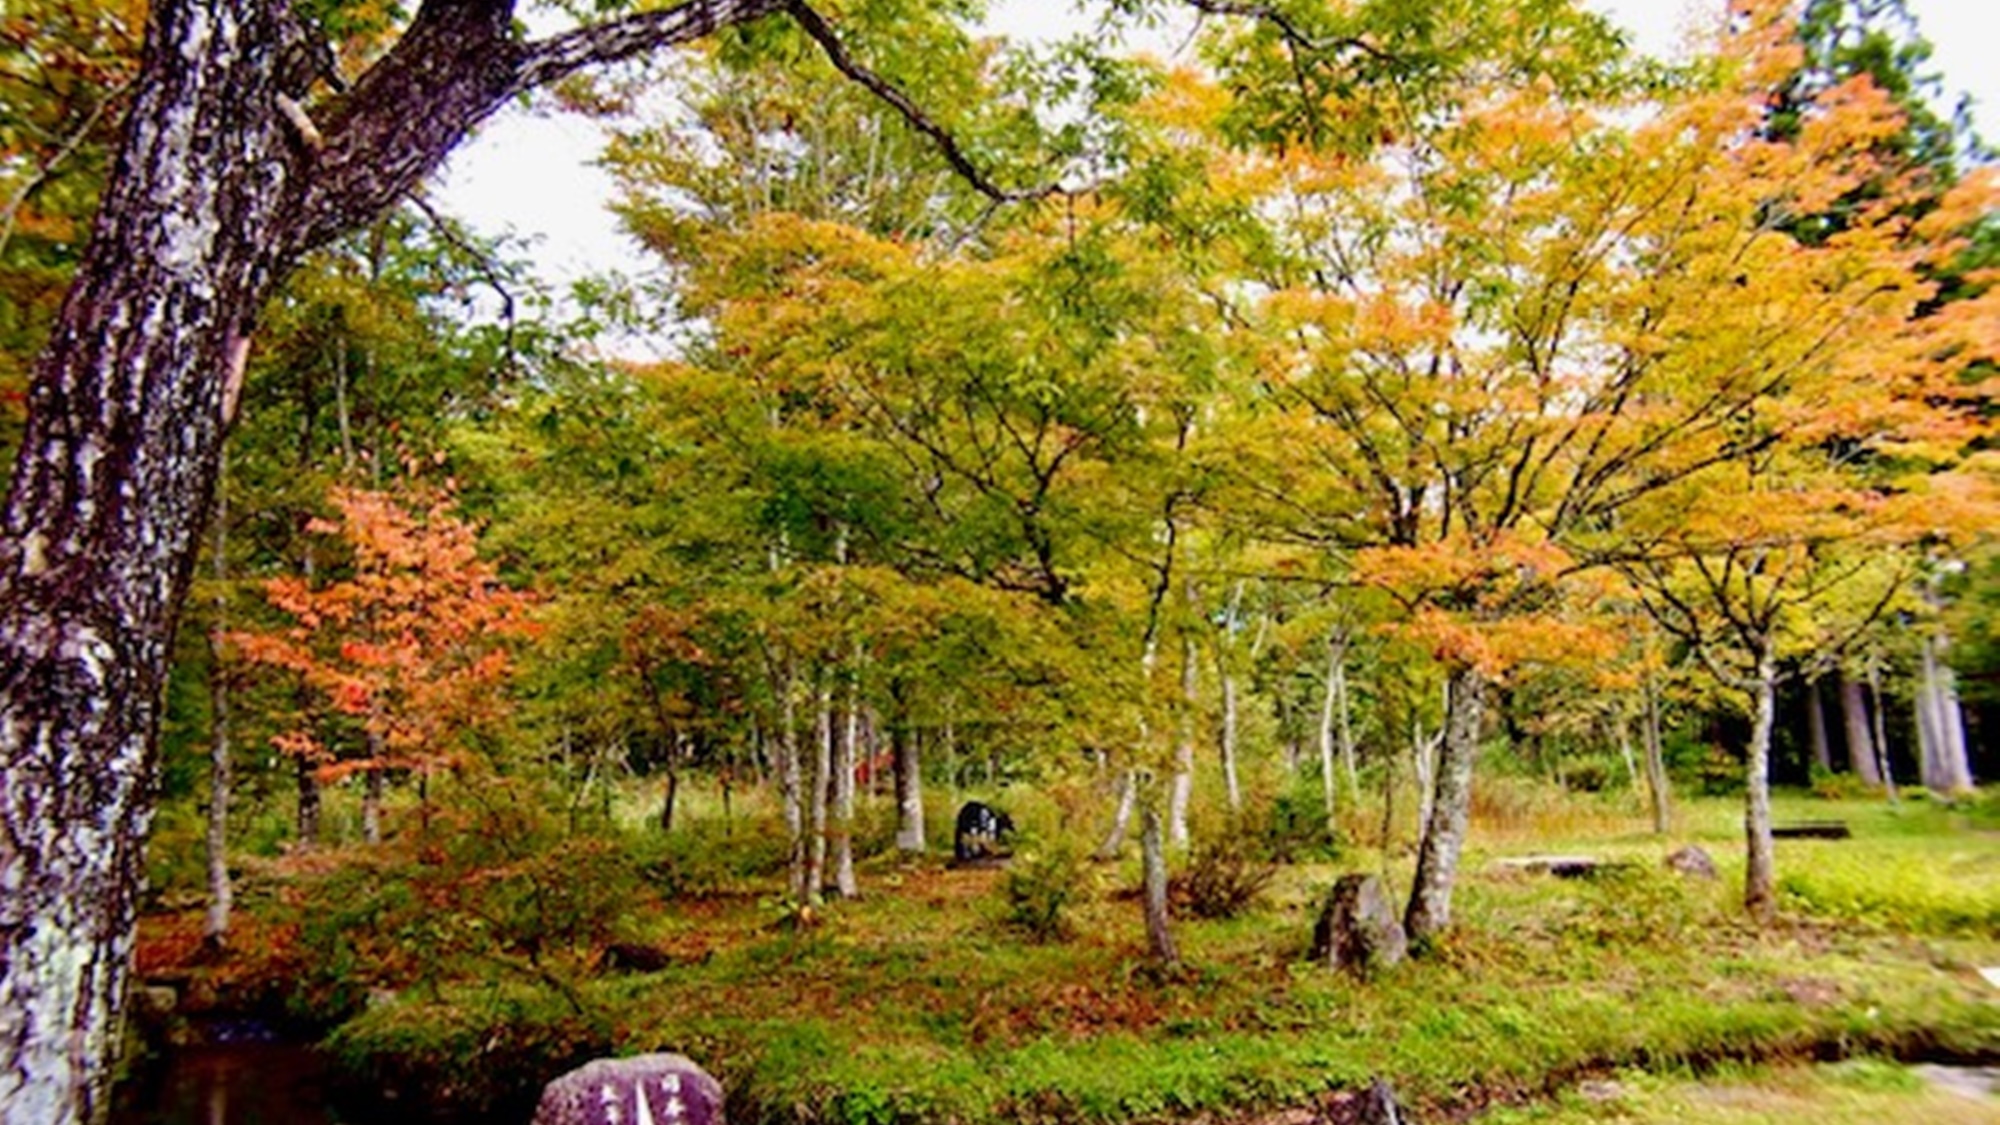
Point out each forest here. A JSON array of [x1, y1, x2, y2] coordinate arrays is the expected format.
[[0, 1, 1995, 1123]]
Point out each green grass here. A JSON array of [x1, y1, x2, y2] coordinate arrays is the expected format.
[[1482, 1059, 2000, 1124], [151, 782, 2000, 1124]]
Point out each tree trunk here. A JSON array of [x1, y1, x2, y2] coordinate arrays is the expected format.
[[1642, 677, 1672, 835], [1411, 715, 1437, 841], [1743, 649, 1779, 926], [1916, 636, 1973, 795], [1839, 673, 1883, 785], [1334, 653, 1359, 804], [361, 764, 385, 846], [832, 666, 859, 899], [779, 671, 806, 901], [1139, 786, 1179, 967], [1868, 663, 1897, 802], [1096, 768, 1137, 859], [1219, 667, 1242, 811], [1405, 666, 1484, 946], [202, 482, 232, 952], [0, 0, 805, 1114], [1168, 632, 1195, 848], [1805, 678, 1832, 774], [893, 714, 925, 854], [807, 670, 831, 905], [1318, 640, 1341, 838], [658, 734, 683, 834]]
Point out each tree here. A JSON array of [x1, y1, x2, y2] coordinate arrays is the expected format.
[[0, 1, 1063, 1113], [232, 482, 537, 840]]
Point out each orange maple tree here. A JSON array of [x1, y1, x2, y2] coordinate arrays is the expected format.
[[232, 483, 539, 801]]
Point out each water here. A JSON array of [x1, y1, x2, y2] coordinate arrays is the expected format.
[[112, 1040, 352, 1125]]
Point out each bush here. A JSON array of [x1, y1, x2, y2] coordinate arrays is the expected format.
[[1174, 835, 1277, 920], [1002, 845, 1086, 942], [1259, 781, 1341, 864]]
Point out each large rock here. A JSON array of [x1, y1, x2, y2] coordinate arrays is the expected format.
[[532, 1053, 725, 1125], [1310, 874, 1407, 978], [1665, 844, 1718, 880]]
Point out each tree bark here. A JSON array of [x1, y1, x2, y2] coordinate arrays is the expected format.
[[1139, 786, 1178, 967], [1916, 635, 1973, 795], [0, 1, 817, 1116], [1219, 667, 1242, 811], [1168, 631, 1195, 848], [807, 670, 832, 904], [362, 762, 385, 846], [1318, 639, 1341, 838], [1405, 666, 1484, 946], [832, 665, 859, 899], [1334, 652, 1359, 804], [1743, 648, 1779, 926], [1868, 663, 1897, 802], [779, 668, 806, 901], [202, 481, 232, 952], [1096, 768, 1136, 859], [1642, 676, 1671, 835], [1839, 673, 1882, 785], [1805, 678, 1832, 774], [893, 712, 925, 854]]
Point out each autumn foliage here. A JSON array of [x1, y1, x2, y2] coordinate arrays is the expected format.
[[232, 484, 538, 784]]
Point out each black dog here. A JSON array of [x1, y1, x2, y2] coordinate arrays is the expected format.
[[953, 801, 1016, 864]]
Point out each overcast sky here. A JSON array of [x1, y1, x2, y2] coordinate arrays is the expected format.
[[441, 0, 2000, 322]]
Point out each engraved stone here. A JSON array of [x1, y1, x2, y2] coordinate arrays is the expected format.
[[532, 1054, 724, 1125]]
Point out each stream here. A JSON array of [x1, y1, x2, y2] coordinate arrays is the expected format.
[[110, 1038, 369, 1125]]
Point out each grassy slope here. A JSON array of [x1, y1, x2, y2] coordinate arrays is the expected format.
[[296, 786, 1999, 1124]]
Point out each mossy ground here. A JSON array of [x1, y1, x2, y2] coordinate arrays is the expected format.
[[135, 782, 2000, 1124]]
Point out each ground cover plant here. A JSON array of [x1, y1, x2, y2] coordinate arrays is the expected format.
[[132, 784, 2000, 1124]]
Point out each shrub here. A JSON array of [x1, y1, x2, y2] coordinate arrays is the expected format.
[[1175, 835, 1277, 920], [1259, 780, 1341, 863], [1002, 845, 1086, 942]]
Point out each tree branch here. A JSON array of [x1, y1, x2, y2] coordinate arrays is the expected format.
[[1179, 0, 1392, 60], [785, 0, 1060, 206], [512, 0, 790, 93]]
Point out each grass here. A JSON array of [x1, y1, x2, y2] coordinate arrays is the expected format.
[[1482, 1059, 1999, 1124], [141, 779, 2000, 1125]]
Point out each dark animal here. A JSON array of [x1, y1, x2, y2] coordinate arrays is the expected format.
[[954, 801, 1016, 864]]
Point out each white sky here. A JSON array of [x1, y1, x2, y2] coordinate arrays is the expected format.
[[440, 0, 2000, 323]]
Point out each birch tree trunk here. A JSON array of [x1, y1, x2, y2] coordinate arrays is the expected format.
[[1642, 677, 1671, 835], [1168, 632, 1195, 848], [1096, 769, 1137, 859], [1139, 786, 1179, 967], [1334, 651, 1359, 802], [893, 715, 926, 854], [1868, 664, 1897, 802], [0, 1, 808, 1115], [1405, 667, 1484, 946], [1916, 636, 1974, 795], [1839, 673, 1883, 785], [202, 482, 232, 952], [1743, 648, 1779, 926], [1318, 640, 1341, 838], [779, 670, 806, 902], [832, 669, 859, 899], [362, 759, 385, 847], [807, 670, 832, 904], [1219, 667, 1242, 811]]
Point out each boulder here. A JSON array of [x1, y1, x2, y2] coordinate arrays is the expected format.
[[1665, 845, 1718, 880], [532, 1053, 725, 1125], [1310, 874, 1407, 978]]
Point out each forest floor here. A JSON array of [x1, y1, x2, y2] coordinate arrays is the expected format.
[[129, 781, 2000, 1124]]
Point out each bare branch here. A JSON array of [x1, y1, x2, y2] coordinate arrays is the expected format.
[[785, 0, 1061, 207], [1179, 0, 1392, 61], [405, 193, 519, 375]]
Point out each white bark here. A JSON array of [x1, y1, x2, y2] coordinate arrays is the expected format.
[[1744, 648, 1778, 926]]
